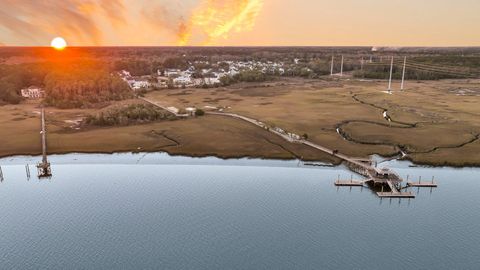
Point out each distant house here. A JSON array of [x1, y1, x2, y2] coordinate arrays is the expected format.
[[164, 69, 181, 77], [185, 107, 197, 116], [173, 75, 192, 85], [21, 86, 44, 99], [132, 80, 151, 90]]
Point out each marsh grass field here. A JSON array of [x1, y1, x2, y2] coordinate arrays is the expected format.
[[1, 77, 479, 166]]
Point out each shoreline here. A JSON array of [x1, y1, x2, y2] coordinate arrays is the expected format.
[[1, 149, 479, 169]]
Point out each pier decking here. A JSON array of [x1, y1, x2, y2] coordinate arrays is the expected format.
[[376, 192, 415, 198], [334, 180, 365, 186], [407, 181, 438, 187]]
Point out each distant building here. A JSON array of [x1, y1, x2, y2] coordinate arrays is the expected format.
[[173, 76, 192, 85], [164, 69, 181, 77], [21, 86, 44, 99], [185, 107, 197, 116], [132, 80, 150, 90]]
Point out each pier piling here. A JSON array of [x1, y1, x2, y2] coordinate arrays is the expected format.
[[26, 164, 31, 179]]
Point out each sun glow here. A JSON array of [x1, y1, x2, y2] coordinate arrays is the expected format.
[[51, 37, 67, 50]]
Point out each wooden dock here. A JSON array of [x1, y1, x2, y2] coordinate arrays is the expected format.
[[407, 181, 438, 187], [334, 180, 365, 186], [204, 111, 435, 199], [376, 192, 415, 198]]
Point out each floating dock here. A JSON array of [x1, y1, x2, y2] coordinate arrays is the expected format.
[[407, 181, 438, 187], [334, 180, 365, 186], [376, 192, 415, 198]]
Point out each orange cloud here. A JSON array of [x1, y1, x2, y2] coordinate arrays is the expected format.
[[140, 3, 191, 45], [98, 0, 127, 27], [0, 0, 127, 45], [0, 0, 265, 46], [187, 0, 264, 44]]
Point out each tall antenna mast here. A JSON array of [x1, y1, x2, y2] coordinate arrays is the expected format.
[[330, 55, 334, 76], [388, 56, 394, 92], [340, 55, 344, 76], [401, 56, 407, 91]]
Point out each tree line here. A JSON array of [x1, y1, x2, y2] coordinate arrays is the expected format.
[[85, 103, 177, 126]]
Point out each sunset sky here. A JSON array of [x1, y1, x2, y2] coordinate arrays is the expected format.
[[0, 0, 479, 47]]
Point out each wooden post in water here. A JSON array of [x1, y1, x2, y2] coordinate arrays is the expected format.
[[26, 164, 30, 179]]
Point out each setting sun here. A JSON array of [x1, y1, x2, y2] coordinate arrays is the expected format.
[[51, 37, 67, 50]]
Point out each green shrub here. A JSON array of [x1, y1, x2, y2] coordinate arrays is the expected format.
[[86, 104, 176, 126]]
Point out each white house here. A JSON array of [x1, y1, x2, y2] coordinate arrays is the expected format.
[[185, 107, 197, 116], [132, 80, 151, 90], [164, 69, 181, 77], [21, 86, 44, 99], [173, 76, 192, 85]]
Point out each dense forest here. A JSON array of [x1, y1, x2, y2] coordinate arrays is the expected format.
[[44, 63, 132, 108], [0, 64, 48, 104], [0, 61, 132, 107]]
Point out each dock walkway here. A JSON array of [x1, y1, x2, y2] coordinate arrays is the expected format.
[[206, 111, 425, 198]]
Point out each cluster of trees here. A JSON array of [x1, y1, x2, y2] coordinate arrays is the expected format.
[[113, 60, 153, 76], [220, 70, 269, 86], [353, 64, 467, 80], [85, 104, 176, 126], [44, 63, 133, 108], [0, 64, 48, 104], [413, 56, 480, 69]]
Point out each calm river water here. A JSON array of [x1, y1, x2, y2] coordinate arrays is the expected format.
[[0, 153, 479, 269]]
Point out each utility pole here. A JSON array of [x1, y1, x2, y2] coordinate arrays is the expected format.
[[340, 55, 344, 76], [401, 56, 407, 91], [388, 56, 394, 92], [330, 55, 334, 76], [361, 57, 364, 71]]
